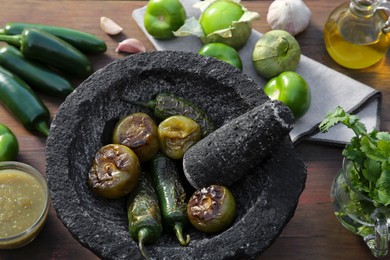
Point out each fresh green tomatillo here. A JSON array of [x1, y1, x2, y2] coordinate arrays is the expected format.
[[0, 124, 19, 161], [198, 42, 243, 70], [144, 0, 186, 39], [263, 71, 311, 119], [199, 0, 244, 36]]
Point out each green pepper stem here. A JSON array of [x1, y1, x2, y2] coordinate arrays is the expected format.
[[0, 34, 22, 47], [138, 228, 151, 260], [173, 222, 190, 246], [120, 97, 156, 110], [35, 121, 50, 137]]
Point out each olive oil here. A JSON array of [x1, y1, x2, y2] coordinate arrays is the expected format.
[[323, 1, 390, 69], [324, 19, 390, 69]]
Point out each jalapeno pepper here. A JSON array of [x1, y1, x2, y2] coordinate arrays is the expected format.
[[0, 45, 74, 98], [127, 172, 162, 259], [0, 124, 19, 162], [0, 22, 107, 53], [0, 66, 50, 136], [0, 28, 92, 78], [123, 93, 215, 137], [150, 153, 190, 246]]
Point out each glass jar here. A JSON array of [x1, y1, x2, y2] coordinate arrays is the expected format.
[[324, 0, 390, 69], [331, 159, 390, 257]]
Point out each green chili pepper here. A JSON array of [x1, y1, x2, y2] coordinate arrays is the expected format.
[[123, 93, 215, 137], [0, 28, 92, 78], [127, 172, 162, 259], [0, 124, 19, 162], [150, 153, 190, 246], [0, 45, 74, 98], [0, 66, 50, 136], [0, 22, 107, 53]]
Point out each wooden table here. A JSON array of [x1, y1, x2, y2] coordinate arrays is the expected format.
[[0, 1, 389, 259]]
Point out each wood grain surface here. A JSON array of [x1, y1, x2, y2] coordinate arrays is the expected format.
[[0, 1, 389, 260]]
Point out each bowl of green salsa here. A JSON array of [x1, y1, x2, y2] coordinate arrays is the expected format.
[[0, 161, 49, 249]]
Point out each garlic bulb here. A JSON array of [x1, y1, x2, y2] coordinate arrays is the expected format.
[[267, 0, 311, 36], [115, 38, 146, 54], [100, 16, 123, 35]]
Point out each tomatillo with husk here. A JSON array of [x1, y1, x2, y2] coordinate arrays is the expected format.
[[252, 30, 301, 79], [174, 0, 260, 50], [263, 71, 311, 119]]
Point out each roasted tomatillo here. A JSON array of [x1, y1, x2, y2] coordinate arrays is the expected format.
[[88, 144, 141, 199], [144, 0, 186, 39], [0, 124, 19, 161], [158, 115, 201, 159], [198, 43, 243, 70], [263, 71, 311, 119], [112, 112, 159, 162], [187, 185, 236, 233]]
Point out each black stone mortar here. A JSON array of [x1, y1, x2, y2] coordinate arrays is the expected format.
[[46, 51, 307, 260]]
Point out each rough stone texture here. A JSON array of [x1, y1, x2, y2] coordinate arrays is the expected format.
[[46, 51, 307, 260], [183, 100, 294, 189]]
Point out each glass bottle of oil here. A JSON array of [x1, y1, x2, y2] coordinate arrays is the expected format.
[[324, 0, 390, 69]]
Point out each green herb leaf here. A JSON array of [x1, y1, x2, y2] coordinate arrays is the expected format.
[[319, 106, 390, 206]]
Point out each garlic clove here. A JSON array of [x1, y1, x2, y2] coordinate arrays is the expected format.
[[267, 0, 311, 36], [115, 38, 146, 54], [100, 16, 123, 35]]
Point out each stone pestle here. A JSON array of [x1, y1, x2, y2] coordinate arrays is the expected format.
[[182, 99, 294, 189]]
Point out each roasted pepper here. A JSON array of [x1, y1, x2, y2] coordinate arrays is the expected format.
[[0, 66, 50, 136], [124, 93, 215, 137], [263, 71, 311, 119], [127, 172, 162, 259], [0, 124, 19, 162], [0, 45, 74, 98], [150, 153, 190, 246], [0, 28, 92, 78], [158, 115, 201, 160], [0, 22, 107, 53]]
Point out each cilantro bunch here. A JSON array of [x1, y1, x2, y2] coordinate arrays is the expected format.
[[319, 106, 390, 206]]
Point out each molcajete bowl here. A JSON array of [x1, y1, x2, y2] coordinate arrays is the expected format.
[[46, 51, 306, 259]]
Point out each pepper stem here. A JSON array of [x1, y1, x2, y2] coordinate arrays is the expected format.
[[35, 121, 50, 137], [120, 97, 156, 110], [0, 34, 22, 47], [138, 228, 151, 260], [173, 222, 190, 246]]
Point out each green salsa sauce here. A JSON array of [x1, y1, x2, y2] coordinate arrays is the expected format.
[[0, 169, 46, 238]]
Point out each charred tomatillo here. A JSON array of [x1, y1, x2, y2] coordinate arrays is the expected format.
[[263, 71, 311, 119], [144, 0, 186, 39], [198, 43, 242, 70], [187, 185, 236, 233], [0, 124, 19, 161]]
